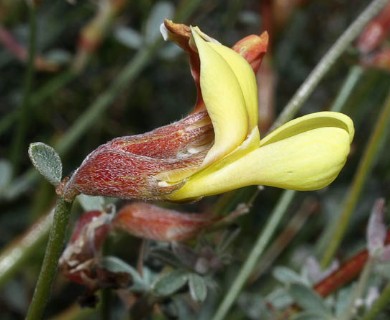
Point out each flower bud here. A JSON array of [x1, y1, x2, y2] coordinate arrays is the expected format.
[[61, 111, 213, 201], [356, 2, 390, 54], [59, 210, 112, 286], [232, 32, 268, 73], [113, 202, 217, 241]]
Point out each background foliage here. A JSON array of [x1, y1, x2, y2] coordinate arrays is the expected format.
[[1, 0, 390, 319]]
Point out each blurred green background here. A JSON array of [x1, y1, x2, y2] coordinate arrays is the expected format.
[[1, 0, 390, 319]]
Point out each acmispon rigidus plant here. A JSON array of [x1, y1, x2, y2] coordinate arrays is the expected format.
[[59, 20, 354, 202]]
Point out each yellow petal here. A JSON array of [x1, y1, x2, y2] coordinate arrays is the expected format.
[[191, 27, 249, 166], [167, 112, 354, 200], [207, 42, 259, 129], [260, 111, 354, 146]]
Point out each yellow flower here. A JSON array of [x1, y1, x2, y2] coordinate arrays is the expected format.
[[161, 27, 354, 200], [61, 23, 354, 202]]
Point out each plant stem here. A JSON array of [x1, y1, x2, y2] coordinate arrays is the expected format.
[[26, 198, 73, 320], [249, 198, 318, 282], [330, 66, 364, 113], [321, 90, 390, 267], [271, 0, 389, 130], [211, 190, 296, 320], [10, 3, 37, 173], [315, 69, 379, 257], [361, 281, 390, 320]]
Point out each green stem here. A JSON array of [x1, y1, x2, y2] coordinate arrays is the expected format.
[[330, 66, 364, 113], [249, 197, 316, 282], [10, 4, 37, 172], [211, 190, 296, 320], [26, 198, 73, 320], [361, 281, 390, 320], [271, 0, 389, 129], [315, 68, 377, 257], [321, 90, 390, 267]]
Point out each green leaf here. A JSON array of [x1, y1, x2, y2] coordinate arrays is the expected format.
[[100, 256, 135, 274], [266, 288, 293, 309], [273, 266, 307, 285], [288, 283, 332, 317], [153, 269, 188, 296], [100, 256, 148, 291], [188, 273, 207, 302], [334, 287, 354, 317], [28, 142, 62, 186]]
